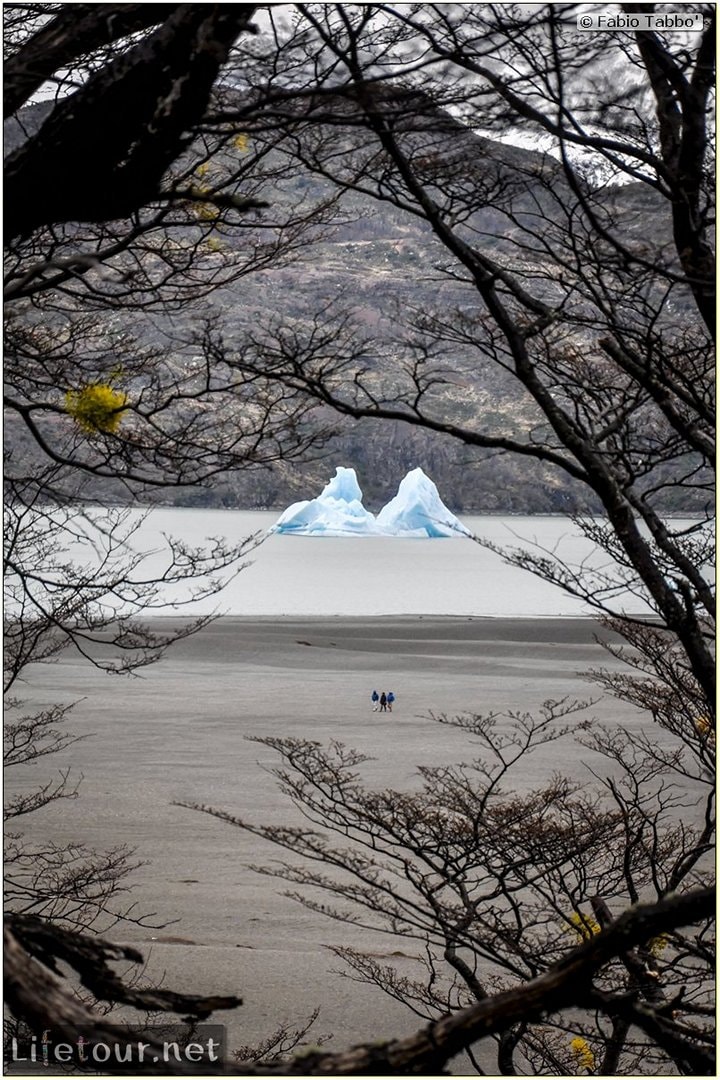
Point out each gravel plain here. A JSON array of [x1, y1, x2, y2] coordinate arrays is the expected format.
[[8, 616, 648, 1071]]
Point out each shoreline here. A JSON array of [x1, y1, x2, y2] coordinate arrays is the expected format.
[[144, 612, 600, 619], [63, 501, 706, 519], [144, 614, 619, 652]]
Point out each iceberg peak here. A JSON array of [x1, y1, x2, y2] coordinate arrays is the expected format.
[[319, 465, 364, 504], [270, 466, 381, 536], [377, 467, 471, 538]]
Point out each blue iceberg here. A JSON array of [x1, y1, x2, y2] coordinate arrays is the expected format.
[[377, 467, 471, 538], [271, 466, 470, 538], [270, 466, 382, 536]]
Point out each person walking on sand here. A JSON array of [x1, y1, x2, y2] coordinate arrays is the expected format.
[[387, 691, 395, 712], [371, 690, 379, 711], [379, 692, 388, 713]]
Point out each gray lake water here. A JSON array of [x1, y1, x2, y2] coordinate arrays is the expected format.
[[72, 508, 700, 618]]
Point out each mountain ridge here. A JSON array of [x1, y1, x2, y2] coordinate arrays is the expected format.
[[5, 97, 702, 514]]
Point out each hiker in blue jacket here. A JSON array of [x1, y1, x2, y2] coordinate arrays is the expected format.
[[387, 691, 395, 712], [371, 690, 380, 711]]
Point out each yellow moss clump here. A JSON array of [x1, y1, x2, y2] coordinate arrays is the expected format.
[[188, 183, 221, 223], [566, 911, 601, 941], [195, 200, 220, 222], [648, 933, 668, 957], [65, 384, 128, 435], [233, 133, 249, 152], [570, 1036, 595, 1072]]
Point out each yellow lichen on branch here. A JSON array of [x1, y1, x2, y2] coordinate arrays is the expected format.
[[64, 384, 128, 435], [566, 911, 602, 941], [570, 1036, 596, 1072]]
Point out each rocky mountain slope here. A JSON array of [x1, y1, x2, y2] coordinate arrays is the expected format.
[[5, 99, 699, 514]]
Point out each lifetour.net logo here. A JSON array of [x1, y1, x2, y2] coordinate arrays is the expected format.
[[6, 1025, 226, 1069]]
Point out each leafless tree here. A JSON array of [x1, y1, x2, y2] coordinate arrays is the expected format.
[[208, 2, 714, 697], [5, 872, 715, 1074], [2, 1, 333, 1035], [182, 5, 713, 1071], [184, 673, 714, 1074]]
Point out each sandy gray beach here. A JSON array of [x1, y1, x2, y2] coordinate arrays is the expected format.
[[8, 616, 655, 1067]]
